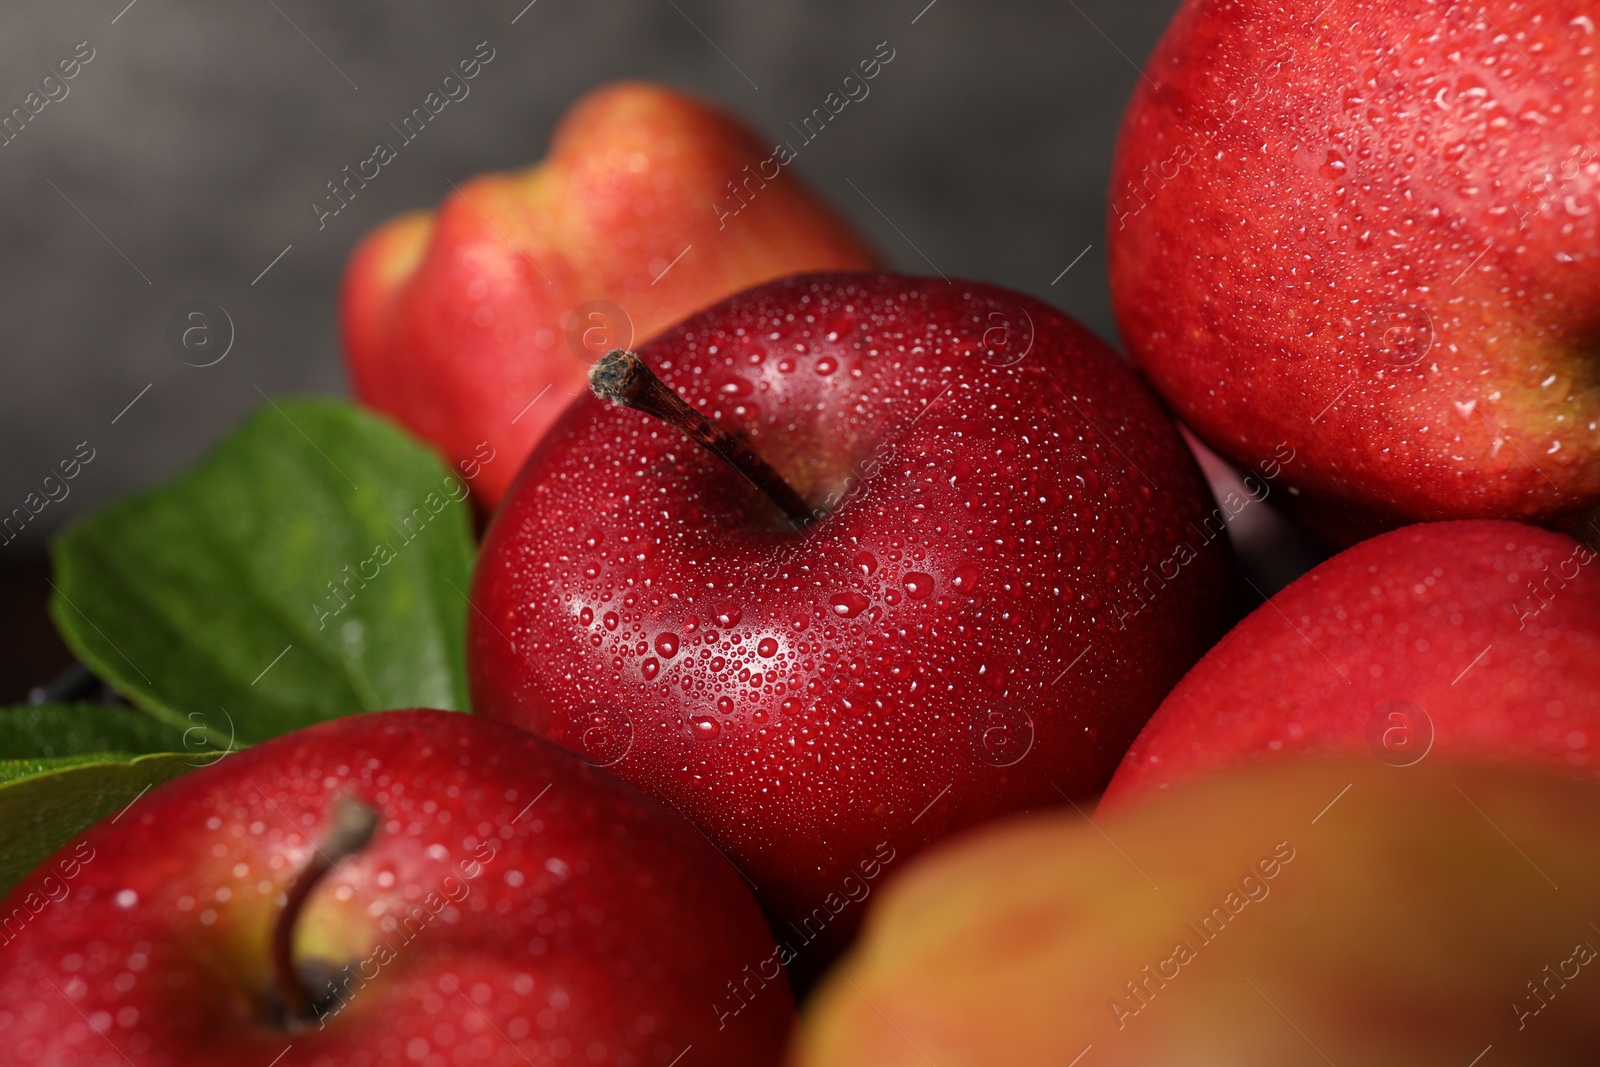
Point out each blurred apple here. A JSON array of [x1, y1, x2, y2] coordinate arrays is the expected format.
[[343, 81, 879, 506], [793, 758, 1600, 1066]]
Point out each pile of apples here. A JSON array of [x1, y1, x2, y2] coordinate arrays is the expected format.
[[8, 1, 1600, 1063]]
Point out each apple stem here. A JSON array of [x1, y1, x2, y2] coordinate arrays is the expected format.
[[590, 349, 814, 528], [271, 794, 380, 1026]]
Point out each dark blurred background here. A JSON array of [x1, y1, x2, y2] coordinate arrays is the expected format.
[[0, 0, 1193, 700]]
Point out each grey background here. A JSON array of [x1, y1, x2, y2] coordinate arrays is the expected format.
[[0, 0, 1181, 544]]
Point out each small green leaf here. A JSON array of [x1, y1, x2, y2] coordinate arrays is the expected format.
[[0, 704, 208, 894], [49, 397, 476, 744]]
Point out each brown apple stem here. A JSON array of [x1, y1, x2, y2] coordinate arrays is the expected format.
[[271, 794, 380, 1025], [590, 349, 813, 528]]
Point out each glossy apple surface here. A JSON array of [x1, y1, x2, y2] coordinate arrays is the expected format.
[[469, 272, 1231, 957], [343, 80, 878, 507], [1109, 0, 1600, 531], [0, 710, 792, 1065], [1101, 520, 1600, 811], [794, 757, 1600, 1066]]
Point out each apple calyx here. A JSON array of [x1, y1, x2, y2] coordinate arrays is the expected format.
[[270, 793, 380, 1028], [589, 348, 814, 528]]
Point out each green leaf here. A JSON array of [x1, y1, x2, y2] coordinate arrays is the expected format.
[[0, 704, 208, 894], [49, 397, 476, 745], [0, 701, 201, 772]]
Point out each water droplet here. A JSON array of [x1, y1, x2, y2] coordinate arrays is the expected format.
[[716, 695, 735, 715], [715, 604, 743, 628], [655, 632, 680, 658], [853, 551, 878, 577], [1319, 152, 1347, 179], [690, 716, 722, 740], [903, 572, 935, 599], [579, 607, 594, 626], [815, 356, 838, 376], [714, 374, 754, 397], [640, 657, 660, 681], [829, 592, 870, 618], [951, 564, 981, 595], [603, 611, 620, 631], [790, 615, 809, 631], [757, 637, 779, 657]]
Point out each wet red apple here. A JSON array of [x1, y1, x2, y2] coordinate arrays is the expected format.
[[0, 711, 792, 1065], [1109, 0, 1600, 535], [468, 272, 1231, 961], [1101, 520, 1600, 811]]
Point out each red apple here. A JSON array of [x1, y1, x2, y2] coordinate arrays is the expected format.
[[343, 81, 879, 508], [468, 273, 1231, 959], [1109, 0, 1600, 533], [1101, 520, 1600, 811], [0, 711, 792, 1065], [793, 757, 1600, 1066]]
